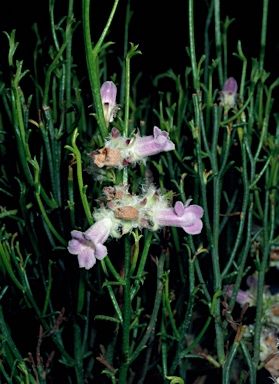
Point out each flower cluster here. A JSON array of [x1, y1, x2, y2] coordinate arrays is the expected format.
[[69, 80, 204, 269], [68, 184, 204, 269], [87, 126, 175, 171]]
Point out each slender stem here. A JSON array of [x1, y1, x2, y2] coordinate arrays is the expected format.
[[222, 339, 241, 384], [129, 251, 166, 365], [0, 304, 23, 362], [252, 178, 273, 378], [118, 238, 131, 383], [106, 284, 123, 323], [74, 323, 84, 384], [181, 316, 212, 357], [259, 0, 269, 72], [124, 50, 131, 138], [170, 285, 200, 374], [214, 0, 223, 86], [221, 136, 250, 279], [240, 341, 255, 384], [66, 0, 75, 133], [105, 256, 125, 284], [82, 0, 120, 140], [43, 33, 70, 106], [130, 231, 153, 300], [65, 129, 93, 226], [211, 106, 221, 291], [42, 260, 54, 317], [188, 0, 198, 88], [204, 1, 214, 90], [0, 241, 25, 292], [120, 0, 132, 106], [164, 273, 179, 339]]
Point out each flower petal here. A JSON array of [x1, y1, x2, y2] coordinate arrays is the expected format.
[[174, 201, 185, 217], [70, 230, 84, 240], [184, 199, 193, 208], [78, 248, 96, 269], [182, 219, 203, 235], [68, 238, 84, 255], [95, 243, 108, 260], [185, 205, 204, 219]]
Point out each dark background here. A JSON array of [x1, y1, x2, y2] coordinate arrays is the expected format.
[[1, 0, 279, 95]]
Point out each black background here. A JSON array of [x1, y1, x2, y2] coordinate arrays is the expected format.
[[1, 0, 279, 95]]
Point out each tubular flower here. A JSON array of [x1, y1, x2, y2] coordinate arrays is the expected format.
[[87, 126, 175, 173], [100, 81, 120, 126], [68, 218, 113, 269], [68, 185, 204, 269], [95, 185, 204, 235], [125, 126, 175, 163], [150, 199, 203, 234], [219, 77, 238, 111], [224, 286, 256, 307]]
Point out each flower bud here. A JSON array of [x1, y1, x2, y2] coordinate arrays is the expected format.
[[219, 77, 238, 112], [100, 81, 120, 126]]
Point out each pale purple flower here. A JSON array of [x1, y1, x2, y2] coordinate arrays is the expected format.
[[153, 199, 203, 235], [219, 77, 238, 111], [100, 81, 120, 126], [225, 286, 255, 307], [224, 276, 258, 307], [127, 126, 175, 163], [68, 218, 113, 269]]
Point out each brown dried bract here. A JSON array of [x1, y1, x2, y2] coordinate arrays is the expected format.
[[270, 248, 279, 261], [115, 206, 139, 220], [103, 187, 126, 201], [262, 333, 279, 377], [271, 305, 279, 317], [94, 147, 120, 168]]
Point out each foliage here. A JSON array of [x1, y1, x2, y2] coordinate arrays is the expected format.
[[0, 0, 279, 383]]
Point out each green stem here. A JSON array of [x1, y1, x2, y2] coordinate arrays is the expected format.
[[0, 241, 25, 292], [118, 238, 131, 383], [105, 256, 125, 284], [65, 128, 93, 226], [211, 106, 221, 291], [188, 0, 198, 88], [164, 273, 179, 340], [181, 316, 212, 357], [65, 0, 75, 133], [35, 188, 67, 246], [214, 0, 223, 86], [204, 1, 214, 90], [43, 32, 71, 106], [161, 316, 168, 377], [129, 251, 166, 365], [169, 285, 200, 374], [0, 304, 23, 362], [106, 284, 123, 323], [82, 0, 120, 140], [222, 341, 240, 384], [240, 341, 255, 384], [252, 180, 273, 379], [130, 231, 153, 300], [259, 0, 269, 72], [74, 322, 84, 384], [42, 260, 54, 317], [120, 0, 132, 106]]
